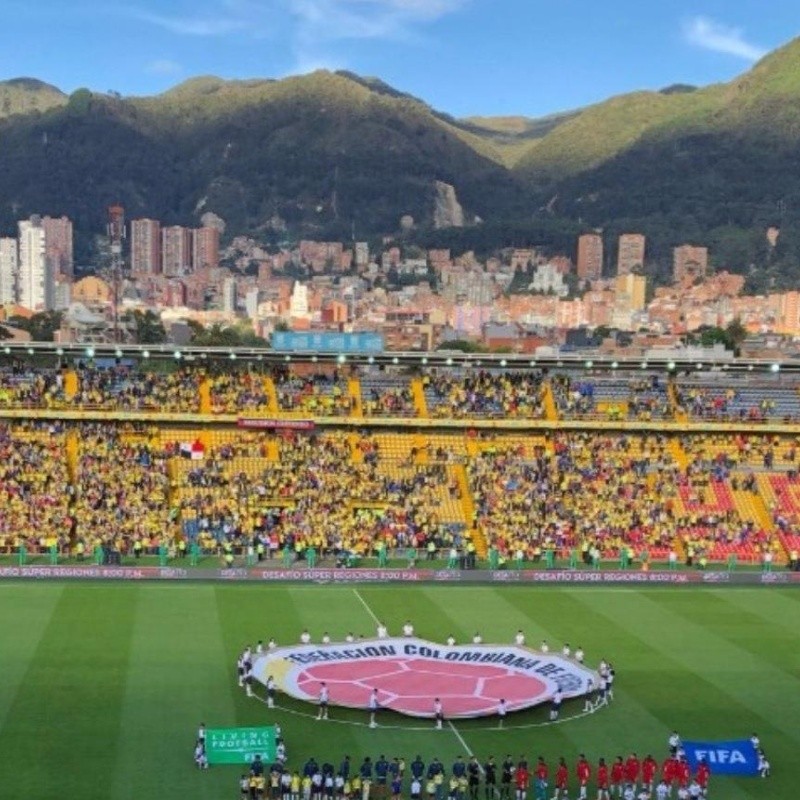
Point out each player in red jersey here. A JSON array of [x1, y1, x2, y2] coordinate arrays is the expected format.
[[534, 758, 548, 800], [575, 755, 591, 800], [515, 760, 530, 800], [623, 754, 640, 791], [695, 759, 710, 794], [676, 759, 690, 789], [610, 757, 624, 798], [661, 756, 676, 789], [553, 758, 569, 800], [641, 755, 657, 793], [596, 758, 610, 800]]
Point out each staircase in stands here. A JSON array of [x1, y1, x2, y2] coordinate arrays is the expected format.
[[411, 377, 428, 418], [64, 369, 78, 401], [199, 375, 212, 414], [543, 380, 558, 421], [668, 380, 688, 422], [452, 460, 484, 557], [263, 376, 279, 414], [348, 377, 363, 417]]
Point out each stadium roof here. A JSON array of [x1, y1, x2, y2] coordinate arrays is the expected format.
[[1, 341, 797, 374]]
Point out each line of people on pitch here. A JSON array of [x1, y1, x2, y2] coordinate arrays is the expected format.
[[235, 751, 712, 800]]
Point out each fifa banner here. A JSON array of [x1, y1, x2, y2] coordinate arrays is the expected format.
[[205, 727, 277, 766], [683, 740, 760, 776], [252, 638, 599, 719]]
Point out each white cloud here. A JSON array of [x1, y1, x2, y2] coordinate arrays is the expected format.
[[146, 59, 184, 75], [287, 0, 467, 70], [131, 8, 247, 36], [683, 16, 767, 61], [129, 0, 467, 73]]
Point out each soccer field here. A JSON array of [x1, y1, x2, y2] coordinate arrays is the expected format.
[[0, 583, 796, 799]]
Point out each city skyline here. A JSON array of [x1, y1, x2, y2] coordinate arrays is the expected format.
[[0, 1, 796, 117]]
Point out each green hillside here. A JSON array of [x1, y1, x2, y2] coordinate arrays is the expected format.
[[0, 78, 66, 119], [0, 71, 526, 248], [4, 38, 800, 275]]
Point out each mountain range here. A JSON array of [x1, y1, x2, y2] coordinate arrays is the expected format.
[[3, 38, 800, 286]]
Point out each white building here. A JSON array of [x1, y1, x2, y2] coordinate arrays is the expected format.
[[222, 277, 238, 314], [18, 217, 54, 311], [529, 262, 568, 298], [289, 282, 309, 317], [245, 288, 260, 320], [0, 237, 18, 305]]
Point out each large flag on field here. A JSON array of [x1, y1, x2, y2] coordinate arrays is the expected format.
[[682, 739, 760, 776]]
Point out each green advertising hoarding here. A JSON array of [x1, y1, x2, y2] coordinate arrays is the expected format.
[[206, 726, 277, 765]]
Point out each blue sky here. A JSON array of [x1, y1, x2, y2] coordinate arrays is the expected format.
[[0, 0, 797, 118]]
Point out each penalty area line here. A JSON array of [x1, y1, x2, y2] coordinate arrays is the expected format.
[[353, 588, 381, 626], [447, 720, 475, 757]]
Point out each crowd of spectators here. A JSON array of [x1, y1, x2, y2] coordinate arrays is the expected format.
[[681, 433, 798, 470], [424, 370, 545, 418], [0, 368, 66, 408], [362, 380, 416, 417], [71, 367, 201, 412], [276, 374, 353, 417], [209, 371, 271, 415], [673, 383, 799, 422], [175, 431, 461, 560], [468, 434, 678, 562], [0, 422, 71, 553], [551, 375, 670, 420], [72, 428, 173, 559], [0, 415, 792, 567]]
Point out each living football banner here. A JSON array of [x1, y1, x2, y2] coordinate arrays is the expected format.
[[252, 638, 599, 718], [205, 727, 277, 765], [682, 740, 760, 776]]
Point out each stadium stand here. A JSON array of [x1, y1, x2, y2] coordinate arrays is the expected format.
[[551, 374, 671, 420], [676, 378, 800, 422], [2, 358, 800, 569], [275, 372, 353, 417], [422, 369, 545, 418]]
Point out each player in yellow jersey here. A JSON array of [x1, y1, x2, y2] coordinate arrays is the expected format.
[[291, 772, 301, 800]]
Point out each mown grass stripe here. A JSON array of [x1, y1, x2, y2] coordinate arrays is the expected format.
[[0, 584, 138, 799], [0, 584, 64, 733], [111, 585, 238, 800]]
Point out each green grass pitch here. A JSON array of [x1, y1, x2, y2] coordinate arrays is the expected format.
[[0, 583, 796, 799]]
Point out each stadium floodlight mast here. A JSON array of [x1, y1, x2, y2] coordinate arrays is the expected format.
[[771, 363, 781, 373]]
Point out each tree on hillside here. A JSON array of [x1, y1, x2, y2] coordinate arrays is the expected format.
[[436, 339, 486, 353], [189, 322, 267, 348], [7, 311, 63, 342], [125, 310, 166, 344]]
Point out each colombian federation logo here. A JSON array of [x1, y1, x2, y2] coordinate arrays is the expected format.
[[252, 638, 598, 719]]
